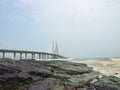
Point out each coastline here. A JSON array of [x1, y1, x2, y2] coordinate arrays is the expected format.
[[48, 58, 120, 78]]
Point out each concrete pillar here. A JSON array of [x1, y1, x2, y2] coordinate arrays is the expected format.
[[51, 55, 53, 59], [54, 55, 57, 59], [14, 52, 16, 59], [45, 54, 48, 59], [20, 53, 22, 60], [44, 54, 46, 59], [46, 54, 48, 59], [41, 54, 43, 59], [50, 55, 52, 59], [32, 53, 35, 60], [53, 55, 56, 59], [25, 53, 27, 59], [3, 52, 5, 59], [39, 54, 41, 59], [41, 54, 44, 59], [46, 55, 49, 59], [48, 55, 50, 59]]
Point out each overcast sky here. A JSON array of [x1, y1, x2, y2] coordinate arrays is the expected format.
[[0, 0, 120, 58]]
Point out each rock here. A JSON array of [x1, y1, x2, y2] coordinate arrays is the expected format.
[[0, 77, 33, 90], [0, 64, 21, 75], [47, 61, 93, 75], [0, 59, 103, 90], [28, 69, 53, 78], [64, 71, 100, 88], [28, 78, 60, 90], [50, 86, 64, 90], [77, 88, 87, 90], [92, 75, 120, 90], [53, 73, 71, 79]]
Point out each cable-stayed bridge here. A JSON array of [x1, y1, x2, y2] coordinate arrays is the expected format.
[[0, 49, 66, 60]]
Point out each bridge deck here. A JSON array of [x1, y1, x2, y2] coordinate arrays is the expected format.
[[0, 49, 65, 59]]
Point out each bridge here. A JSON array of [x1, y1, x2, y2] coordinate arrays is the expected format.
[[0, 49, 66, 60]]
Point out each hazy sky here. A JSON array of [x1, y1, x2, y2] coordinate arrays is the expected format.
[[0, 0, 120, 58]]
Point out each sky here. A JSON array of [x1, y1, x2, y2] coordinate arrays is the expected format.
[[0, 0, 120, 58]]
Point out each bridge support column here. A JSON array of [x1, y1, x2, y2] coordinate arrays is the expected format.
[[40, 54, 42, 59], [3, 52, 5, 59], [14, 52, 16, 59], [53, 55, 56, 59], [39, 54, 41, 59], [45, 54, 47, 59], [41, 54, 44, 59], [41, 54, 43, 59], [25, 53, 27, 59], [50, 55, 52, 59], [50, 55, 53, 59], [32, 53, 35, 60], [44, 54, 46, 59], [47, 55, 49, 59], [46, 55, 49, 59], [54, 56, 56, 59], [20, 53, 22, 60]]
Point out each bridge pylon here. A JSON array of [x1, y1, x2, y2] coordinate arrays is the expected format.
[[48, 41, 59, 55]]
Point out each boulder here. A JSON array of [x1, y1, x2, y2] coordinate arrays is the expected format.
[[92, 75, 120, 90]]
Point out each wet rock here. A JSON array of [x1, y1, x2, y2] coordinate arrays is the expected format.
[[47, 61, 93, 75], [92, 75, 120, 90], [64, 71, 100, 88]]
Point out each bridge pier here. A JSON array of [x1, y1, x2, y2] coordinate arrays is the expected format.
[[20, 52, 22, 60], [45, 54, 47, 59], [32, 53, 35, 60], [3, 52, 5, 59], [39, 54, 41, 59], [41, 54, 43, 59], [46, 54, 48, 59], [25, 53, 27, 59], [44, 54, 46, 59], [42, 54, 44, 59], [14, 52, 16, 59], [46, 54, 49, 59]]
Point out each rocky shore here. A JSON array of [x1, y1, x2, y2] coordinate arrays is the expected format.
[[0, 58, 120, 90], [69, 58, 120, 78]]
